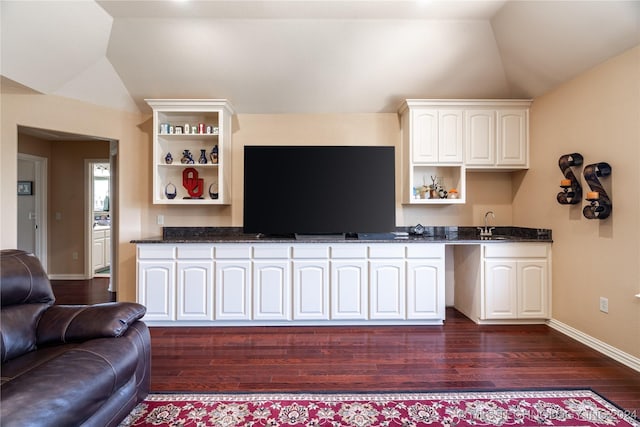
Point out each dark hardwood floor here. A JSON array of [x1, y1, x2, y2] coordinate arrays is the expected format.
[[52, 278, 640, 416]]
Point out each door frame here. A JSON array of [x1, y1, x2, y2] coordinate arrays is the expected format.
[[17, 153, 48, 271], [85, 159, 110, 280]]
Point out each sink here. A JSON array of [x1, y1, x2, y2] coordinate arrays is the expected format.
[[481, 235, 510, 240]]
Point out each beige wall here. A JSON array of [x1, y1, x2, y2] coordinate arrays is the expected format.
[[1, 92, 149, 302], [514, 45, 640, 358]]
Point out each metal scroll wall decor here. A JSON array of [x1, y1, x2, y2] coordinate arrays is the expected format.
[[557, 153, 583, 204], [582, 162, 612, 220]]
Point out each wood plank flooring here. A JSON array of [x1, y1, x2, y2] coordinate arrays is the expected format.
[[51, 278, 640, 416]]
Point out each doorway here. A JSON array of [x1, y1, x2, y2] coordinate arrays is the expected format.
[[87, 160, 111, 279], [17, 153, 48, 270], [17, 126, 118, 292]]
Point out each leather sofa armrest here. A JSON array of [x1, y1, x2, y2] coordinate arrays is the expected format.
[[37, 302, 146, 345]]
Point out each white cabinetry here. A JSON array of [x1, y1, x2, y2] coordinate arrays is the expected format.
[[253, 246, 291, 320], [293, 245, 330, 320], [215, 261, 252, 320], [400, 100, 466, 205], [482, 243, 549, 320], [93, 228, 110, 272], [137, 245, 177, 321], [410, 108, 463, 164], [406, 245, 445, 320], [146, 99, 234, 205], [369, 245, 406, 320], [177, 261, 214, 321], [330, 245, 368, 320], [465, 102, 530, 169], [453, 243, 550, 324], [136, 242, 446, 326]]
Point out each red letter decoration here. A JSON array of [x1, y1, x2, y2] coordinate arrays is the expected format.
[[182, 168, 204, 198]]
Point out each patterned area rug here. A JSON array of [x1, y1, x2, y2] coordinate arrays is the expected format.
[[119, 390, 639, 427]]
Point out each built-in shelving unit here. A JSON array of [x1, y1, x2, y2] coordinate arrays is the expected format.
[[146, 99, 234, 205]]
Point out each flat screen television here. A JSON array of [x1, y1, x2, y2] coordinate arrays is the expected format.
[[243, 145, 395, 237]]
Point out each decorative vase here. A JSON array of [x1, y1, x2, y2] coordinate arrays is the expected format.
[[198, 149, 208, 164], [209, 145, 219, 164], [181, 149, 194, 164], [208, 183, 219, 200], [165, 183, 177, 199], [165, 152, 173, 164]]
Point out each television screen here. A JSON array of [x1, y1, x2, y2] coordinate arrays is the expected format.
[[243, 146, 395, 236]]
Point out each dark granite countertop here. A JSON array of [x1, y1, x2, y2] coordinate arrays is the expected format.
[[131, 226, 552, 244]]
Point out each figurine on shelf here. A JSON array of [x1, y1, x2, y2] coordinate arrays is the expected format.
[[210, 145, 219, 164], [198, 149, 208, 164], [181, 149, 195, 164], [164, 183, 177, 199], [209, 183, 219, 200], [164, 152, 173, 164]]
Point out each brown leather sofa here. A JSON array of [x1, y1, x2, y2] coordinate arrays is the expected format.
[[0, 250, 151, 427]]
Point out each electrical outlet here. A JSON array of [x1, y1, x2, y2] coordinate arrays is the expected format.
[[157, 215, 164, 225], [72, 252, 79, 260], [599, 297, 609, 313]]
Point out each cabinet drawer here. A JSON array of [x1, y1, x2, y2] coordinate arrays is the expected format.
[[254, 245, 290, 259], [484, 243, 548, 258], [293, 245, 329, 259], [406, 244, 444, 259], [331, 245, 367, 259], [93, 230, 106, 239], [138, 245, 176, 259], [215, 245, 252, 259], [177, 245, 214, 259], [369, 244, 405, 259]]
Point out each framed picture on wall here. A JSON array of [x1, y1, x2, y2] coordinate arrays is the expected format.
[[17, 181, 33, 196]]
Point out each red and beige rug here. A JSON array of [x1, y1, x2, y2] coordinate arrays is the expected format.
[[120, 390, 639, 427]]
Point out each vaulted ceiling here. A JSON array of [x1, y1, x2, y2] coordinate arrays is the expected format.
[[1, 1, 639, 114]]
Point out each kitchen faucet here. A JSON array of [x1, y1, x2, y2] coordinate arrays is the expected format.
[[478, 211, 495, 237]]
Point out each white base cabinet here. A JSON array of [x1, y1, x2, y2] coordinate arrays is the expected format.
[[136, 242, 446, 326], [454, 243, 551, 324], [93, 228, 111, 272]]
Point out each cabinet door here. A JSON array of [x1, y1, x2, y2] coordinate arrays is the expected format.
[[104, 233, 111, 266], [177, 261, 214, 321], [331, 260, 368, 320], [293, 261, 329, 320], [465, 109, 495, 166], [411, 109, 438, 163], [253, 261, 291, 320], [137, 261, 175, 321], [483, 260, 517, 319], [517, 261, 548, 318], [497, 109, 527, 166], [215, 260, 251, 320], [406, 260, 444, 320], [93, 234, 105, 270], [369, 261, 406, 319], [438, 110, 463, 163]]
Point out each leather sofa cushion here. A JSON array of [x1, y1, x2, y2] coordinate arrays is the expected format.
[[0, 250, 54, 307], [1, 303, 49, 363], [1, 336, 139, 426], [37, 302, 146, 345]]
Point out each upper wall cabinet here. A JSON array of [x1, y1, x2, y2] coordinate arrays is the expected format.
[[401, 102, 464, 164], [146, 99, 235, 205], [399, 100, 465, 205], [465, 101, 531, 170]]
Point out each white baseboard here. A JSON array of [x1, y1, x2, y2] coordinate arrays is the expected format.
[[547, 318, 640, 373], [48, 274, 87, 280]]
